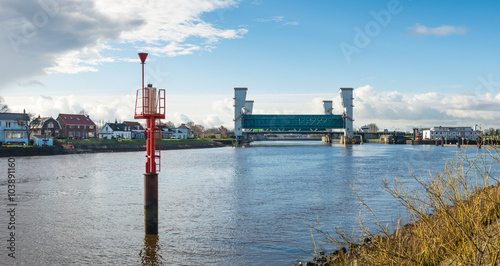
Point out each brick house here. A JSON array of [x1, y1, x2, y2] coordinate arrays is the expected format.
[[32, 117, 62, 138], [56, 113, 97, 139]]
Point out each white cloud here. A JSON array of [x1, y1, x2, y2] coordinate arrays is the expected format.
[[256, 16, 284, 23], [256, 16, 298, 26], [409, 23, 468, 36], [0, 0, 247, 89]]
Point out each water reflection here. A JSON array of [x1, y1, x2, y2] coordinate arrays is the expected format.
[[139, 235, 163, 265]]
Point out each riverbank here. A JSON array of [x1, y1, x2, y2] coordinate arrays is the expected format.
[[0, 139, 232, 157], [305, 147, 500, 266]]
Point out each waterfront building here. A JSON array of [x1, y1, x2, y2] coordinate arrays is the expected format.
[[98, 122, 131, 139], [124, 121, 145, 139], [422, 126, 478, 140], [56, 114, 97, 139], [33, 117, 62, 138], [0, 112, 29, 144], [160, 124, 190, 139]]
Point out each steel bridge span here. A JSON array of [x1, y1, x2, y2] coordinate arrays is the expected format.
[[233, 88, 354, 144]]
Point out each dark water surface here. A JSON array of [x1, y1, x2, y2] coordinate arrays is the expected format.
[[1, 142, 486, 264]]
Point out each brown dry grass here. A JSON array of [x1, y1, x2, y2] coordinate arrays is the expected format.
[[310, 147, 500, 265]]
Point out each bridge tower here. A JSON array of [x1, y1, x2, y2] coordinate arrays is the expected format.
[[234, 87, 248, 143], [245, 100, 254, 115], [323, 100, 333, 115], [340, 88, 354, 142]]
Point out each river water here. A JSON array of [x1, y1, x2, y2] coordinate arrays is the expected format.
[[0, 142, 492, 264]]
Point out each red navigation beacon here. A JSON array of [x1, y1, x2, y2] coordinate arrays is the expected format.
[[134, 53, 166, 173]]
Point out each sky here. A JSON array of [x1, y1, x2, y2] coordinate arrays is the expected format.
[[1, 0, 500, 131]]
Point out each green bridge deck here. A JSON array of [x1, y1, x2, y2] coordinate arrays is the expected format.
[[242, 114, 344, 132]]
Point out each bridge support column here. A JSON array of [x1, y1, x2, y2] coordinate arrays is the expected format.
[[234, 88, 247, 145], [341, 136, 353, 145], [340, 88, 354, 138]]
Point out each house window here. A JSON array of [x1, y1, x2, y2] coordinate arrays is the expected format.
[[48, 122, 54, 128], [70, 125, 75, 129], [6, 131, 26, 139], [69, 132, 74, 137], [88, 132, 94, 138], [89, 125, 94, 129], [76, 132, 81, 137], [77, 125, 80, 129]]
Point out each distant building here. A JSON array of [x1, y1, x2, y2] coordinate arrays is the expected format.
[[33, 117, 62, 139], [360, 125, 370, 132], [124, 121, 144, 139], [0, 113, 29, 144], [57, 114, 97, 139], [159, 124, 190, 139], [422, 126, 478, 140], [98, 122, 131, 139]]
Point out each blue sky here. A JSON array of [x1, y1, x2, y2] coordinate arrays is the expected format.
[[1, 0, 499, 130]]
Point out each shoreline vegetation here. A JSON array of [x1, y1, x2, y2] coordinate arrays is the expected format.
[[306, 146, 500, 266], [0, 138, 234, 157]]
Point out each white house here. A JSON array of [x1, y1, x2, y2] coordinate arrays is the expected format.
[[160, 125, 190, 139], [172, 125, 190, 139], [422, 126, 478, 140], [0, 113, 29, 145], [98, 122, 131, 139]]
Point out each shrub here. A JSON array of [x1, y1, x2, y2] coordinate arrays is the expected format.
[[310, 147, 500, 265]]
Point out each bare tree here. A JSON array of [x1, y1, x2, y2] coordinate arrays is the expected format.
[[496, 128, 500, 136], [219, 125, 228, 138], [191, 124, 205, 138], [0, 97, 9, 113], [486, 128, 495, 136], [164, 121, 175, 128], [16, 113, 40, 141], [78, 109, 88, 116]]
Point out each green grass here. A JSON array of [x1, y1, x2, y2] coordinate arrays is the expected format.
[[1, 145, 33, 148], [57, 138, 215, 144]]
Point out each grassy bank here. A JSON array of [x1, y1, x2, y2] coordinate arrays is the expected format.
[[57, 138, 216, 144], [310, 147, 500, 265]]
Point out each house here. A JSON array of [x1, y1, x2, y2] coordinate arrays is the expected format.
[[172, 124, 190, 139], [124, 121, 144, 139], [98, 122, 131, 139], [33, 117, 62, 138], [0, 113, 29, 145], [33, 135, 54, 146], [159, 124, 190, 139], [422, 126, 478, 140], [57, 113, 97, 139], [160, 126, 174, 139]]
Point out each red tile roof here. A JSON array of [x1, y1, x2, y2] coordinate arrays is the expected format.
[[57, 114, 96, 126], [124, 121, 144, 130]]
